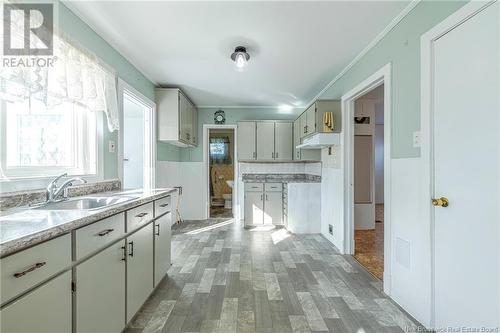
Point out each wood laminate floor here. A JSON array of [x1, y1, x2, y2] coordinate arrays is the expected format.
[[353, 204, 384, 280], [125, 218, 418, 333]]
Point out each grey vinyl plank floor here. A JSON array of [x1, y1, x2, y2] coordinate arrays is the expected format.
[[125, 219, 420, 333]]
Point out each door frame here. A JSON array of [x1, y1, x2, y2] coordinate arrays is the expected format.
[[203, 124, 238, 219], [117, 78, 157, 189], [420, 1, 496, 327], [341, 63, 392, 294]]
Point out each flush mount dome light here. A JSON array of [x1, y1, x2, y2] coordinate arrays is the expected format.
[[231, 46, 250, 71]]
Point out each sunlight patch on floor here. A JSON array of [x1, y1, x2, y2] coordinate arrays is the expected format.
[[185, 219, 234, 235], [271, 228, 291, 244]]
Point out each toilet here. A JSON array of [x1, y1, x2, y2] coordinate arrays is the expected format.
[[224, 180, 234, 209]]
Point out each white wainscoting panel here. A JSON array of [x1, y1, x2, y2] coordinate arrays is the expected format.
[[389, 157, 431, 327]]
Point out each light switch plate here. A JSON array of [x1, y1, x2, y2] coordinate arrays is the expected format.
[[108, 140, 116, 153], [413, 131, 421, 148]]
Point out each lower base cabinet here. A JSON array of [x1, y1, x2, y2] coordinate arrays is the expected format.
[[126, 224, 154, 322], [75, 240, 126, 333], [264, 192, 283, 225], [244, 183, 283, 226], [154, 212, 171, 286], [0, 271, 71, 333]]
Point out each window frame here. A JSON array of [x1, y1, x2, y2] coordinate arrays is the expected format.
[[0, 99, 104, 184]]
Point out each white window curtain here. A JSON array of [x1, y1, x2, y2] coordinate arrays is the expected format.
[[0, 33, 119, 131]]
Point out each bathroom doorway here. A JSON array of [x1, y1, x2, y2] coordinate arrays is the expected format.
[[208, 128, 235, 218]]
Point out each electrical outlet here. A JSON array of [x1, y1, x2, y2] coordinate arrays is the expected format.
[[328, 224, 333, 235], [108, 140, 116, 153], [413, 131, 421, 148]]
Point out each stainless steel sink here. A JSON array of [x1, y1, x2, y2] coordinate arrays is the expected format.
[[33, 196, 138, 211]]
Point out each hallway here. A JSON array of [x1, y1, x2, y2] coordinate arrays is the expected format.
[[125, 220, 418, 332]]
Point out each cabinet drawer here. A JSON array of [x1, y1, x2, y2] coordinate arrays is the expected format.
[[155, 195, 171, 217], [0, 234, 71, 305], [126, 202, 154, 231], [265, 183, 282, 192], [75, 213, 125, 261], [245, 183, 263, 192]]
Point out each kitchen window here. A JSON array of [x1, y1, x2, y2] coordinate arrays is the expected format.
[[0, 98, 97, 178], [0, 33, 118, 181]]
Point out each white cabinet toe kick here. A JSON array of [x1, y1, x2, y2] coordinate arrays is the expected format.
[[0, 195, 173, 333]]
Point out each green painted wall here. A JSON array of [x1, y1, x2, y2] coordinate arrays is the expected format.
[[59, 3, 180, 180], [179, 107, 302, 162], [317, 0, 466, 158]]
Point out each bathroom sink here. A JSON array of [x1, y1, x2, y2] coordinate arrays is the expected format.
[[33, 196, 138, 211]]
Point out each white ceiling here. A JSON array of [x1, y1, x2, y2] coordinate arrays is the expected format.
[[67, 1, 409, 108]]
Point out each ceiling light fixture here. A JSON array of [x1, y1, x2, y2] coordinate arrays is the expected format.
[[231, 46, 250, 71]]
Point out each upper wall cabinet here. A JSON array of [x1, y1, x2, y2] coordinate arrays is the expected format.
[[237, 121, 293, 161], [297, 100, 341, 139], [156, 88, 198, 147]]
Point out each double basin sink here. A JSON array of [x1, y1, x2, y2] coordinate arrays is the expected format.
[[33, 195, 139, 211]]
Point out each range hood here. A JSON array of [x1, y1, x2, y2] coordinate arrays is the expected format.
[[296, 132, 340, 149]]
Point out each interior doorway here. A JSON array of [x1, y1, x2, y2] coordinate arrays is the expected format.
[[119, 80, 156, 190], [352, 84, 385, 280], [208, 128, 235, 218]]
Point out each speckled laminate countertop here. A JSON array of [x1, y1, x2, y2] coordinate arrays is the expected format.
[[0, 188, 176, 258], [241, 173, 321, 183]]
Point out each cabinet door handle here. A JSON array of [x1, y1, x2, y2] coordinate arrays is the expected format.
[[155, 224, 160, 236], [275, 152, 279, 158], [159, 203, 169, 207], [135, 212, 148, 218], [128, 241, 134, 257], [14, 262, 46, 278], [266, 194, 268, 201], [97, 228, 114, 237], [121, 245, 126, 261], [260, 194, 263, 201]]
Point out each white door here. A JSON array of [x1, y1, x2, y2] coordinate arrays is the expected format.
[[126, 224, 154, 322], [264, 192, 283, 225], [256, 122, 275, 161], [76, 241, 126, 333], [244, 191, 264, 225], [275, 122, 293, 161], [154, 212, 171, 286], [431, 3, 499, 328], [123, 94, 145, 189], [237, 122, 256, 160]]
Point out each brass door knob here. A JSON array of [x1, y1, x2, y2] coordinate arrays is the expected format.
[[432, 197, 449, 207]]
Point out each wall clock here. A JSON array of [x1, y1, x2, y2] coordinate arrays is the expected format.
[[214, 110, 226, 124]]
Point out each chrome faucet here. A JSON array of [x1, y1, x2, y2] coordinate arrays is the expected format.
[[46, 173, 87, 202]]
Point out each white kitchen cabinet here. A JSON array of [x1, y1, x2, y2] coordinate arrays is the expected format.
[[264, 192, 283, 225], [126, 223, 154, 322], [237, 121, 257, 160], [244, 183, 283, 226], [156, 88, 198, 147], [154, 211, 171, 287], [274, 122, 292, 161], [293, 118, 301, 160], [256, 122, 275, 161], [75, 241, 126, 333], [244, 191, 264, 225], [0, 271, 71, 333], [305, 104, 316, 136]]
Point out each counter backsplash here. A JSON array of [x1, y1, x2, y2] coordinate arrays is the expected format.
[[0, 179, 122, 211]]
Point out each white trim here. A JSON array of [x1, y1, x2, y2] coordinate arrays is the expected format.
[[341, 63, 392, 294], [118, 78, 157, 189], [309, 0, 419, 105], [420, 1, 496, 327], [203, 124, 238, 220]]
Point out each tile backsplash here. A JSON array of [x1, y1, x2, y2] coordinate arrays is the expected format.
[[239, 162, 322, 176]]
